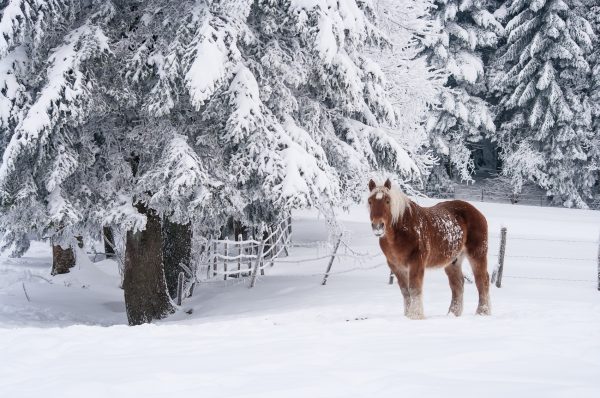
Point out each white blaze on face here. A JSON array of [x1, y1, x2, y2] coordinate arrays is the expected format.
[[375, 192, 383, 199]]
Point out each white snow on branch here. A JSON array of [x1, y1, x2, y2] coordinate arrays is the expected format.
[[101, 195, 147, 234], [289, 0, 384, 62], [47, 188, 80, 226], [0, 46, 27, 129], [341, 119, 421, 180], [0, 0, 29, 57], [0, 23, 110, 188], [45, 145, 78, 193], [185, 16, 241, 109], [278, 117, 339, 207], [140, 134, 213, 222]]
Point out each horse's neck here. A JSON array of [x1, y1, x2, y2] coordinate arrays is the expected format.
[[404, 199, 420, 219], [391, 200, 420, 234]]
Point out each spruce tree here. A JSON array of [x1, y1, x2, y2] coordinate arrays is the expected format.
[[369, 0, 443, 192], [493, 0, 596, 207], [1, 0, 433, 324], [585, 0, 600, 199], [0, 1, 113, 257], [422, 0, 502, 184]]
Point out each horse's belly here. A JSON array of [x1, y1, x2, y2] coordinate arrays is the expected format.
[[426, 234, 465, 267], [427, 247, 462, 268]]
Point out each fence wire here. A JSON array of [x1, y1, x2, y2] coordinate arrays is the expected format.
[[185, 216, 599, 297]]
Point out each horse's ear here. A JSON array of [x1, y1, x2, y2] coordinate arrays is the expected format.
[[368, 179, 376, 191], [384, 179, 392, 189]]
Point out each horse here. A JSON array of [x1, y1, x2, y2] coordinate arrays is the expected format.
[[368, 179, 490, 319]]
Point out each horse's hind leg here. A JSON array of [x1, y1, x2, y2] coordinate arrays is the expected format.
[[444, 254, 464, 316], [466, 251, 491, 315]]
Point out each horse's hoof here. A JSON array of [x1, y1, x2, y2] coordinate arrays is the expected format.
[[406, 312, 425, 320], [448, 303, 463, 317], [476, 305, 491, 316]]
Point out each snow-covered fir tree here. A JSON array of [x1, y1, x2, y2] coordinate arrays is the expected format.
[[584, 0, 600, 193], [493, 0, 596, 207], [0, 1, 114, 257], [421, 0, 502, 187], [370, 0, 442, 192], [118, 0, 431, 224], [0, 0, 431, 324]]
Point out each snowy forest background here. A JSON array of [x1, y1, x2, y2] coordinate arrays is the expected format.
[[0, 0, 599, 324]]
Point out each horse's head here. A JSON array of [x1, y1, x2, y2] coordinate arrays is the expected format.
[[368, 178, 408, 237], [368, 179, 393, 237]]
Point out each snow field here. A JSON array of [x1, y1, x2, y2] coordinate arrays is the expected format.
[[1, 200, 600, 397]]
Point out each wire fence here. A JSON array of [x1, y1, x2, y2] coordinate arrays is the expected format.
[[176, 221, 600, 306], [489, 229, 599, 286], [426, 186, 600, 209], [275, 229, 600, 287]]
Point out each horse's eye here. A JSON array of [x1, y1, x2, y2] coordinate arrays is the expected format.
[[386, 199, 390, 204]]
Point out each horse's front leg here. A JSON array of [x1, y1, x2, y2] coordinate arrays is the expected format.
[[390, 263, 411, 316], [407, 261, 425, 320]]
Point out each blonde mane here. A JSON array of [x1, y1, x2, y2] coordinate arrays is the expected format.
[[369, 185, 411, 225]]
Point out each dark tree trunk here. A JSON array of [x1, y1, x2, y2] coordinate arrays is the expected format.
[[162, 218, 192, 299], [103, 226, 115, 256], [51, 244, 75, 275], [232, 219, 247, 240], [123, 203, 174, 326]]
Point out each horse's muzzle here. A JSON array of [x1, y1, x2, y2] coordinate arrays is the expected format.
[[372, 223, 385, 237]]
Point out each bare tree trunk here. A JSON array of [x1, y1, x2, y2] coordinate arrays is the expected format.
[[51, 243, 75, 275], [162, 218, 192, 299], [103, 226, 115, 257], [123, 203, 174, 325]]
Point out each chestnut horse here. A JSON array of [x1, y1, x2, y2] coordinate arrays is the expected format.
[[368, 179, 490, 319]]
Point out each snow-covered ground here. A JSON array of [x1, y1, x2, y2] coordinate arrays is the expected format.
[[1, 199, 600, 397]]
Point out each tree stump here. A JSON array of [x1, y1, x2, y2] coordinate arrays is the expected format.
[[51, 244, 75, 275]]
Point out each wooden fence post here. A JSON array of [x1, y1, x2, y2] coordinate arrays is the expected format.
[[206, 242, 212, 279], [269, 233, 276, 268], [259, 230, 266, 276], [597, 231, 600, 291], [388, 271, 394, 285], [495, 227, 507, 288], [283, 218, 290, 257], [223, 241, 228, 281], [247, 243, 253, 276], [212, 241, 217, 277], [321, 236, 342, 286], [282, 235, 289, 256], [237, 234, 242, 277], [249, 241, 265, 288], [259, 243, 265, 276], [176, 272, 185, 306]]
